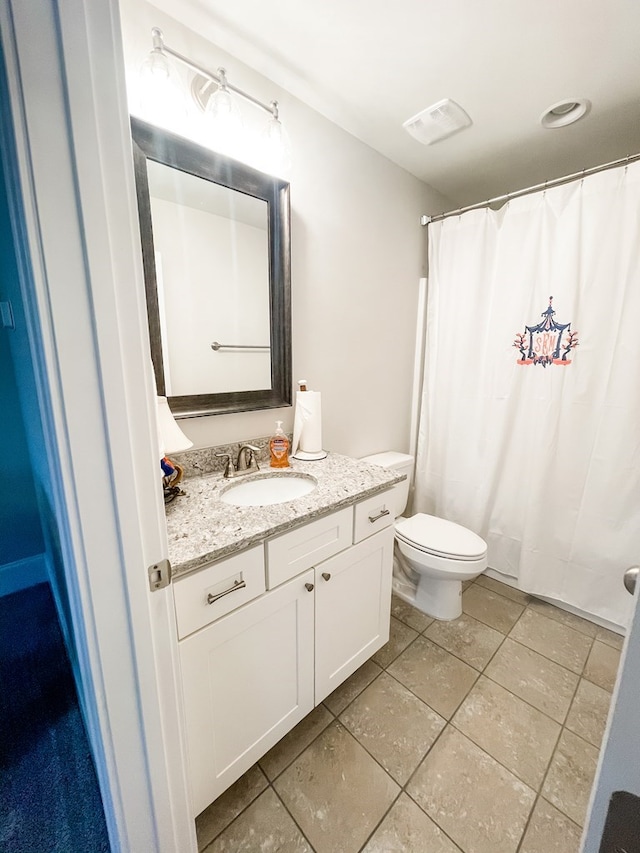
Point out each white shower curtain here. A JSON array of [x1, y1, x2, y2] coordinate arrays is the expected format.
[[414, 161, 640, 627]]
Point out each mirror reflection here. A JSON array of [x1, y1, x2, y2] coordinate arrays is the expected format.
[[147, 161, 271, 396], [131, 117, 292, 418]]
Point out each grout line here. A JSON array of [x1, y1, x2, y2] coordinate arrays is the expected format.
[[259, 710, 336, 785], [447, 714, 547, 794], [356, 788, 404, 853], [513, 792, 540, 853], [270, 784, 318, 852], [506, 607, 593, 676], [421, 616, 510, 673], [402, 787, 465, 853]]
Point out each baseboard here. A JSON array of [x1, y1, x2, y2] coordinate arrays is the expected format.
[[0, 553, 48, 597], [483, 567, 625, 635]]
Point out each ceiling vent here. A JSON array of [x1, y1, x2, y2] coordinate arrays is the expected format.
[[403, 98, 472, 145]]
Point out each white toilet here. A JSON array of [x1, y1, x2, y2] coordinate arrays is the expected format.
[[362, 452, 488, 621]]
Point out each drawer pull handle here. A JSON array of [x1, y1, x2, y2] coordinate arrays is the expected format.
[[305, 582, 314, 592], [207, 579, 246, 605], [322, 572, 331, 582], [368, 508, 390, 524]]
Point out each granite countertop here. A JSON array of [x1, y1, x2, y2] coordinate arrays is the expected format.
[[166, 453, 404, 579]]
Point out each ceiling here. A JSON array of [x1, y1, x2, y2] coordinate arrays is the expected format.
[[152, 0, 640, 206]]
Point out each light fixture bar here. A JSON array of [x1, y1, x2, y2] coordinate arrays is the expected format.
[[151, 27, 277, 119]]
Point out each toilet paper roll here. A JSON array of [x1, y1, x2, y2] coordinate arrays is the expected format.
[[292, 390, 326, 458]]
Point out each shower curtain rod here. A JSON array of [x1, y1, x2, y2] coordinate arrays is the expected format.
[[422, 151, 640, 224]]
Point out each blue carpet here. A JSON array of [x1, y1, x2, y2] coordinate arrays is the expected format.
[[0, 583, 110, 852]]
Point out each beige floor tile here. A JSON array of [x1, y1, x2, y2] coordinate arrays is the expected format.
[[274, 721, 399, 853], [371, 616, 418, 668], [196, 764, 268, 850], [387, 635, 478, 718], [595, 625, 624, 650], [542, 729, 599, 826], [259, 704, 333, 781], [485, 638, 579, 723], [205, 787, 312, 852], [565, 678, 612, 747], [519, 797, 583, 853], [323, 659, 382, 715], [407, 727, 535, 853], [452, 676, 560, 789], [583, 640, 621, 692], [509, 609, 592, 674], [462, 584, 524, 633], [528, 598, 599, 638], [424, 612, 504, 670], [390, 595, 434, 632], [475, 574, 532, 606], [340, 671, 445, 784], [361, 792, 462, 853]]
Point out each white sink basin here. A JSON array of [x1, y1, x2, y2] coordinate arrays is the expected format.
[[220, 473, 317, 507]]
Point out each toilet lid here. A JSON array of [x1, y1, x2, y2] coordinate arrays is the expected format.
[[395, 513, 487, 560]]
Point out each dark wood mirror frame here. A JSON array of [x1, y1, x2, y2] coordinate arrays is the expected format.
[[131, 116, 292, 417]]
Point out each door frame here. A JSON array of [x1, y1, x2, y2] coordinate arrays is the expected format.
[[0, 0, 194, 849], [582, 582, 639, 850]]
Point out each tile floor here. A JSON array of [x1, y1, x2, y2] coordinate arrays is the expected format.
[[195, 574, 624, 853]]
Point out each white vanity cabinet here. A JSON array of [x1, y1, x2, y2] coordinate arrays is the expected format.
[[314, 526, 394, 702], [173, 488, 395, 817], [177, 563, 315, 816]]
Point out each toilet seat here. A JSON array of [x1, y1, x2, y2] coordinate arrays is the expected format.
[[395, 513, 486, 562]]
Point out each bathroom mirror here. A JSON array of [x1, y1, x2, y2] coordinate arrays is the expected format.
[[131, 117, 292, 417]]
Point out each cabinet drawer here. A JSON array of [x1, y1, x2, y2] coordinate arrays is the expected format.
[[173, 545, 265, 639], [353, 490, 394, 543], [266, 507, 353, 589]]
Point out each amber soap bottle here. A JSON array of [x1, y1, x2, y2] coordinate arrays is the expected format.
[[269, 421, 290, 468]]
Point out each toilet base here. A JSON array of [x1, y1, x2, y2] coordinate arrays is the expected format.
[[392, 575, 463, 621], [416, 576, 463, 621]]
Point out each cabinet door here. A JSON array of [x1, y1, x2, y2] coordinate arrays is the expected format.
[[179, 570, 315, 816], [315, 527, 394, 704]]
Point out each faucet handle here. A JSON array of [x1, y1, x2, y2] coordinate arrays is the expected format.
[[215, 452, 236, 478]]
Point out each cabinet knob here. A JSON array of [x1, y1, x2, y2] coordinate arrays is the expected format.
[[321, 572, 331, 581], [305, 582, 314, 592]]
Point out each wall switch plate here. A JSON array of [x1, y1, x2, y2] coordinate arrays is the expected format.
[[0, 301, 15, 330]]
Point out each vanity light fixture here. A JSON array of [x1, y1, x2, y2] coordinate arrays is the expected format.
[[143, 28, 292, 173]]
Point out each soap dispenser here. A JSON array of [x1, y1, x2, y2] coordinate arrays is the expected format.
[[269, 421, 290, 468]]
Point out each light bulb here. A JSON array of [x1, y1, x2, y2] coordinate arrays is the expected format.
[[205, 74, 244, 156], [139, 49, 186, 129], [260, 115, 292, 176], [141, 49, 171, 83]]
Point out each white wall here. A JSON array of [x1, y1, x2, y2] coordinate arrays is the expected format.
[[120, 1, 453, 457]]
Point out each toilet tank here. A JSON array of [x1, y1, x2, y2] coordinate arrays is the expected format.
[[360, 451, 414, 518]]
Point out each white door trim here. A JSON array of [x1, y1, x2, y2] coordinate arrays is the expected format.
[[0, 0, 194, 849], [582, 580, 639, 851]]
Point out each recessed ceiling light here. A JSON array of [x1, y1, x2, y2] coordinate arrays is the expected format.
[[540, 98, 591, 129]]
